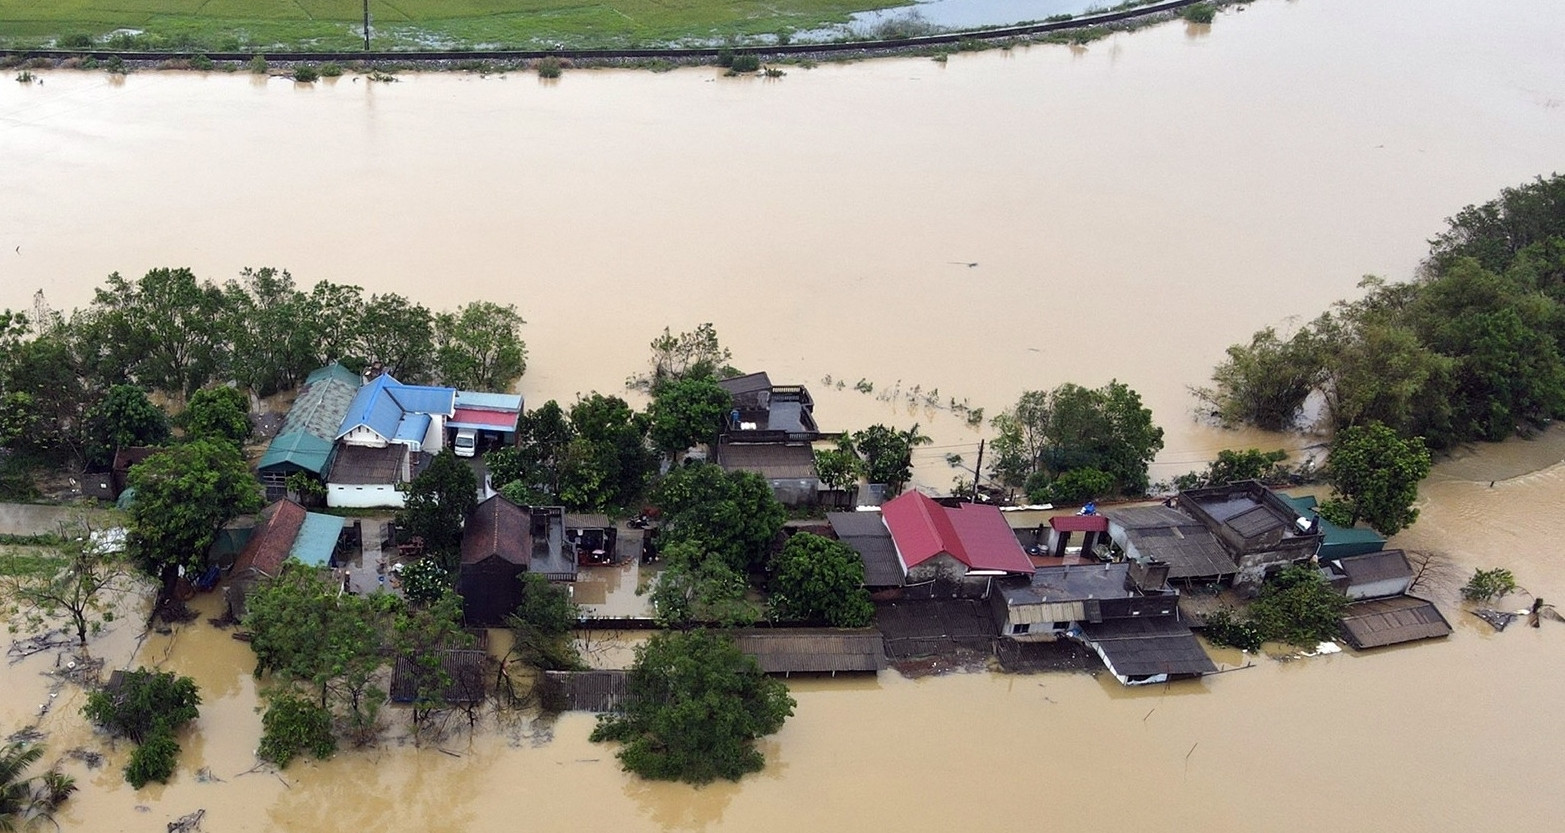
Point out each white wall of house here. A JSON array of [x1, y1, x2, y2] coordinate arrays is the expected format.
[[425, 414, 446, 452], [327, 483, 405, 509], [1346, 576, 1414, 600], [341, 425, 389, 448]]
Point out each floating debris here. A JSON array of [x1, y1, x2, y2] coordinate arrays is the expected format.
[[168, 809, 205, 833], [1472, 608, 1517, 631], [66, 747, 105, 769]]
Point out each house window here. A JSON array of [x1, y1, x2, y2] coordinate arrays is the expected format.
[[1052, 621, 1069, 631], [1012, 623, 1030, 635]]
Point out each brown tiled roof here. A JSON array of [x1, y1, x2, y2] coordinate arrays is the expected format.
[[542, 670, 630, 712], [230, 499, 308, 579], [731, 628, 886, 674], [327, 444, 406, 485], [716, 443, 817, 480], [390, 649, 487, 704], [461, 495, 531, 566], [1339, 595, 1452, 648]]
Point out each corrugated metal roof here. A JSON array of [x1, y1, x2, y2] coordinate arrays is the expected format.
[[717, 443, 817, 480], [1226, 504, 1287, 539], [305, 362, 362, 387], [1079, 618, 1217, 678], [718, 372, 772, 397], [278, 364, 361, 442], [1339, 595, 1452, 648], [257, 431, 335, 475], [543, 670, 629, 712], [1335, 549, 1413, 586], [394, 413, 432, 444], [454, 391, 523, 411], [1124, 527, 1235, 580], [731, 628, 886, 674], [290, 512, 344, 567], [450, 407, 519, 431], [336, 374, 455, 442], [390, 649, 487, 704], [326, 444, 406, 486], [883, 492, 1034, 574], [1281, 494, 1386, 558], [828, 512, 904, 587], [1104, 505, 1206, 530], [1051, 514, 1110, 533]]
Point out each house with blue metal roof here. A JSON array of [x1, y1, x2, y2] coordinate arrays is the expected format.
[[335, 372, 456, 453]]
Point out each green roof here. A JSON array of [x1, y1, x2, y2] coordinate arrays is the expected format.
[[306, 362, 362, 387], [290, 512, 344, 567], [280, 365, 362, 442], [257, 431, 335, 476], [1282, 494, 1386, 559]]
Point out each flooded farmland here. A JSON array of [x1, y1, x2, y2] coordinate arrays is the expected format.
[[2, 0, 1565, 829]]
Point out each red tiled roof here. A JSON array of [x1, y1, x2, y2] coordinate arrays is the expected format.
[[231, 499, 308, 578], [461, 495, 532, 566], [882, 492, 1034, 574], [1050, 514, 1109, 533]]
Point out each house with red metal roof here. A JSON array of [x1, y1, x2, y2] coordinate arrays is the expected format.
[[882, 492, 1035, 591]]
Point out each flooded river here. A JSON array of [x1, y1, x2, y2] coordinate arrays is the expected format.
[[2, 0, 1565, 829]]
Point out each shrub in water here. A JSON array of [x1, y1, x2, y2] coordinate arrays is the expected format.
[[537, 56, 563, 78], [318, 62, 344, 77], [716, 47, 735, 68], [730, 54, 760, 73], [124, 728, 180, 789], [1461, 567, 1517, 602], [189, 54, 214, 71], [249, 55, 268, 74], [293, 65, 319, 82], [259, 694, 337, 769], [1183, 3, 1217, 24]]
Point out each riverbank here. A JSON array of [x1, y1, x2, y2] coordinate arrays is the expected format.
[[0, 0, 1208, 74]]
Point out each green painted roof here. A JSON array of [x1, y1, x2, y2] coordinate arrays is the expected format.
[[306, 362, 362, 387], [1282, 494, 1386, 558], [290, 511, 344, 567], [280, 365, 362, 442], [257, 431, 335, 475]]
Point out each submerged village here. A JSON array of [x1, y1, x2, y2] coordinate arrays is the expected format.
[[3, 168, 1565, 825]]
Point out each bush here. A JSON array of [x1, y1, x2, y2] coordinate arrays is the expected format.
[[58, 33, 94, 49], [1461, 567, 1517, 602], [248, 55, 268, 75], [537, 56, 563, 79], [318, 62, 344, 77], [1183, 3, 1217, 24], [716, 47, 735, 68], [123, 727, 180, 788], [730, 54, 761, 73], [1247, 566, 1347, 647], [259, 695, 336, 768], [83, 669, 201, 744], [1203, 609, 1264, 652], [293, 65, 319, 83], [189, 54, 214, 71]]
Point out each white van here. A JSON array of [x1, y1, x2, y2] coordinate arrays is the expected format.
[[454, 428, 478, 458]]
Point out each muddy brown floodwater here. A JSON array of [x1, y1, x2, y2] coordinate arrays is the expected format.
[[3, 0, 1565, 829]]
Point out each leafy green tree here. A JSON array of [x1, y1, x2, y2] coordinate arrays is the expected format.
[[1461, 567, 1518, 602], [1426, 173, 1565, 275], [557, 394, 656, 512], [220, 267, 314, 395], [1180, 448, 1291, 489], [258, 694, 337, 769], [636, 323, 735, 389], [0, 520, 140, 647], [646, 540, 759, 627], [81, 267, 229, 398], [244, 562, 391, 722], [2, 322, 91, 462], [433, 301, 527, 391], [396, 448, 477, 570], [297, 280, 366, 370], [125, 438, 262, 590], [489, 400, 575, 502], [355, 293, 436, 383], [769, 533, 872, 627], [647, 375, 732, 459], [82, 667, 201, 787], [590, 630, 795, 784], [179, 386, 250, 445], [652, 463, 785, 573], [1030, 466, 1115, 505], [1, 740, 76, 829], [1246, 566, 1348, 647], [812, 436, 863, 492], [399, 557, 452, 607], [1193, 326, 1323, 431], [392, 589, 474, 727], [1319, 421, 1431, 535], [851, 424, 930, 495], [82, 384, 169, 468], [994, 382, 1164, 496], [507, 573, 584, 671]]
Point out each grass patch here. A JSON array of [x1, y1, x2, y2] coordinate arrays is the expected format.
[[0, 549, 67, 579], [0, 1, 916, 52]]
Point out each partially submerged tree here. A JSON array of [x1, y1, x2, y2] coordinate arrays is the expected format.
[[991, 381, 1164, 499], [591, 630, 795, 784], [1461, 567, 1518, 602], [1246, 566, 1348, 648], [82, 668, 201, 788], [258, 693, 337, 769], [0, 520, 141, 647], [637, 323, 735, 389], [851, 424, 930, 496], [506, 573, 584, 672], [1319, 421, 1431, 535], [652, 463, 785, 574], [557, 394, 658, 513], [812, 436, 863, 493], [0, 740, 76, 829], [769, 533, 873, 627]]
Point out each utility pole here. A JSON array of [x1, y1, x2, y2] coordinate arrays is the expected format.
[[363, 0, 371, 51], [970, 439, 984, 503]]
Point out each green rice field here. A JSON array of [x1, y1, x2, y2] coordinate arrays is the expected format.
[[0, 0, 909, 51]]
